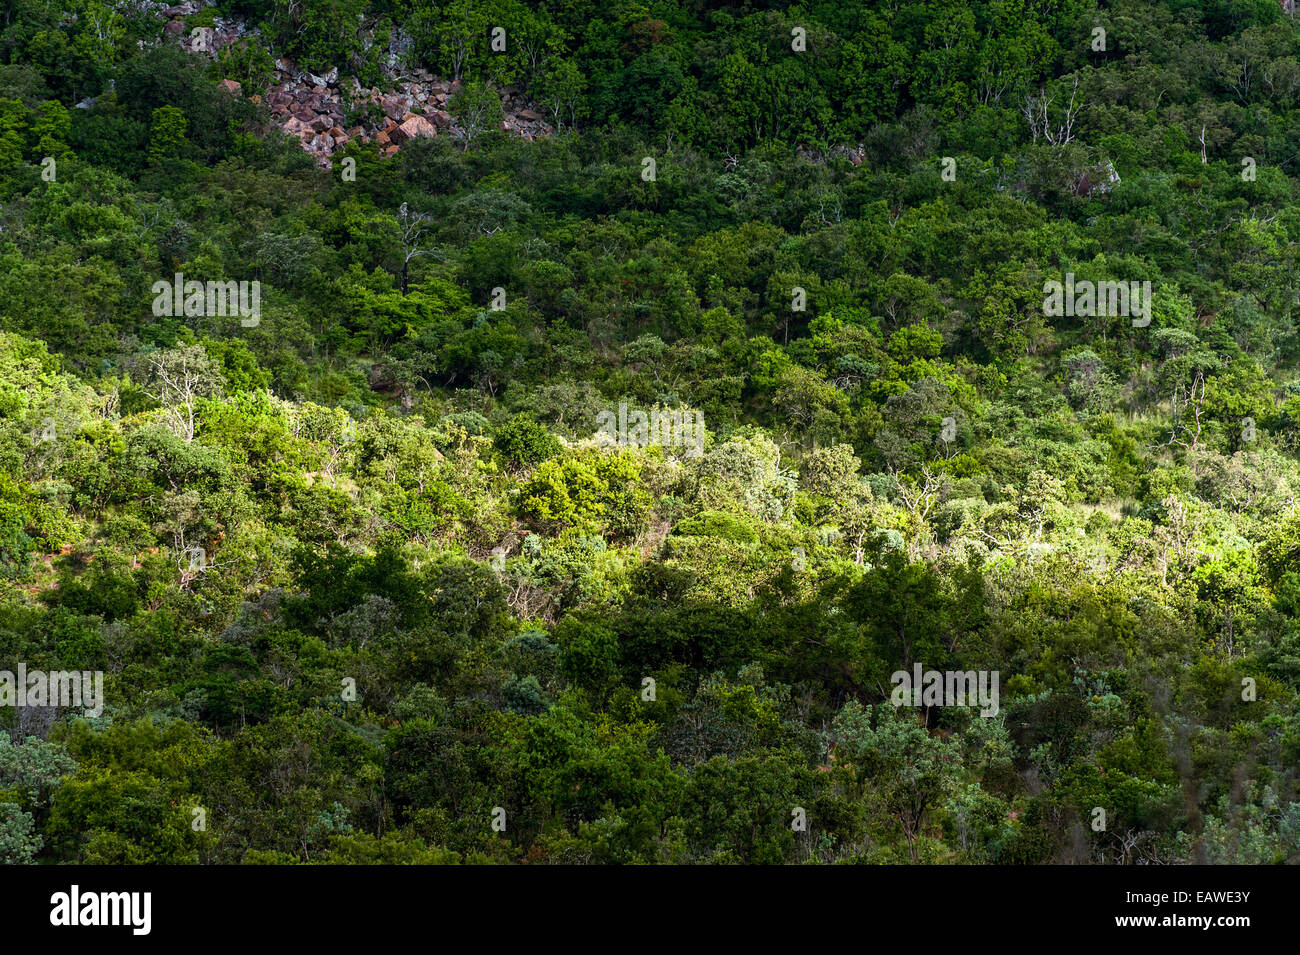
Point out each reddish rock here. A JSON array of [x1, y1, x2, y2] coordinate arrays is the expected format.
[[429, 109, 452, 128], [374, 130, 390, 145], [398, 114, 437, 141], [283, 117, 314, 138], [217, 78, 242, 95], [248, 94, 262, 105], [382, 144, 399, 157], [518, 108, 542, 121]]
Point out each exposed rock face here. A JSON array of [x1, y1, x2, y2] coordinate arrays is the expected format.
[[1074, 160, 1120, 198], [796, 143, 868, 167], [155, 1, 554, 168]]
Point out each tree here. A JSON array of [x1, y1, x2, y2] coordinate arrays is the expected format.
[[31, 98, 71, 159], [0, 803, 41, 863], [541, 57, 586, 131], [448, 79, 503, 152], [395, 203, 444, 295], [493, 414, 562, 472], [0, 98, 26, 170], [135, 345, 224, 443], [147, 105, 188, 164], [833, 701, 962, 862]]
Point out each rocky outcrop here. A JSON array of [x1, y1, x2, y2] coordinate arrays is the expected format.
[[796, 143, 869, 167], [155, 2, 554, 168]]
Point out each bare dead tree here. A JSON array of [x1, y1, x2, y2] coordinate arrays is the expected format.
[[1222, 52, 1253, 105], [1021, 76, 1084, 147], [396, 202, 444, 294], [1167, 369, 1208, 451], [894, 466, 946, 521], [139, 345, 222, 443]]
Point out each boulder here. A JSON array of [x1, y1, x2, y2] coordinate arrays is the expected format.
[[518, 108, 542, 121], [217, 78, 242, 95], [283, 117, 314, 138], [398, 114, 437, 141]]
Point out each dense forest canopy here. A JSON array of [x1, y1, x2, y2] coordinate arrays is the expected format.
[[0, 0, 1299, 865]]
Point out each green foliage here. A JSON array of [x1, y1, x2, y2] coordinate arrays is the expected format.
[[0, 0, 1295, 867], [146, 105, 188, 164]]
